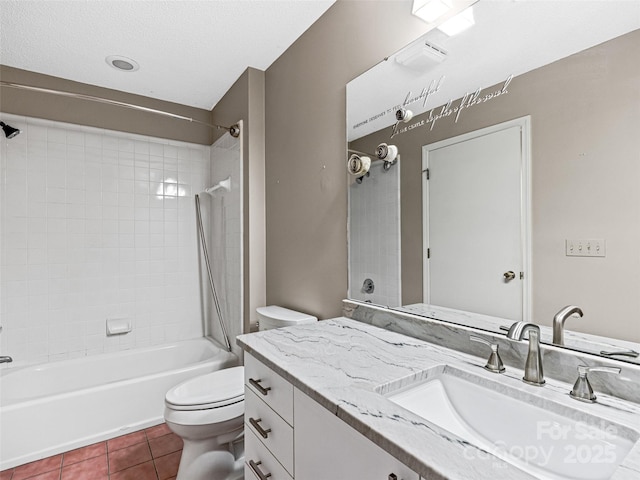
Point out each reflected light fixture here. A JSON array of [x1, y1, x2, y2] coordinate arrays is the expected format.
[[437, 6, 475, 36], [412, 0, 452, 23]]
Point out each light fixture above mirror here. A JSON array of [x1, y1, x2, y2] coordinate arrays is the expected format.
[[412, 0, 453, 23], [437, 7, 475, 36], [412, 0, 475, 37]]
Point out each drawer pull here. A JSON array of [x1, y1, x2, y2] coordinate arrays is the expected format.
[[249, 377, 272, 396], [249, 417, 272, 439], [388, 475, 398, 480], [249, 460, 272, 480]]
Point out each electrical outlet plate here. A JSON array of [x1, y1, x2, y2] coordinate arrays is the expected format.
[[565, 239, 605, 257]]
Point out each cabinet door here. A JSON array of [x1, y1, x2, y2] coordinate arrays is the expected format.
[[294, 388, 419, 480]]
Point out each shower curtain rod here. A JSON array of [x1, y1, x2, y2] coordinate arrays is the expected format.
[[0, 81, 240, 137]]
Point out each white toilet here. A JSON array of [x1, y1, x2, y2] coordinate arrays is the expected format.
[[256, 305, 317, 331], [164, 306, 317, 480]]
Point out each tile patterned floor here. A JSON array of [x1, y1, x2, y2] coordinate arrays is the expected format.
[[0, 423, 183, 480]]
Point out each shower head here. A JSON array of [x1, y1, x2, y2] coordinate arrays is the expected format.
[[204, 176, 231, 195], [0, 121, 20, 139]]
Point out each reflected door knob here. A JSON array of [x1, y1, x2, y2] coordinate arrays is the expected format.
[[503, 271, 516, 281]]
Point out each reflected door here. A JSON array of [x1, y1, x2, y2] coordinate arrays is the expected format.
[[422, 118, 530, 321]]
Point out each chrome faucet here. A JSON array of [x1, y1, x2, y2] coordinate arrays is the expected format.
[[553, 305, 583, 346], [570, 365, 620, 403], [0, 356, 12, 364], [470, 335, 506, 373], [507, 322, 545, 386]]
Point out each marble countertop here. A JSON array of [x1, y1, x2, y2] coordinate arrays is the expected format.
[[237, 317, 640, 480]]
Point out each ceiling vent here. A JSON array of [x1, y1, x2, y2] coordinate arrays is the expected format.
[[395, 40, 447, 69]]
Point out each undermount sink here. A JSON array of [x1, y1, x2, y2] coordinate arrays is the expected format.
[[381, 365, 638, 480]]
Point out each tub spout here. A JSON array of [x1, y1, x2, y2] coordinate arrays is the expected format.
[[0, 356, 13, 363], [553, 305, 583, 346]]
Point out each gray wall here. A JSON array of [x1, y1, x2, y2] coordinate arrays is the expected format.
[[263, 0, 428, 319], [211, 68, 267, 330]]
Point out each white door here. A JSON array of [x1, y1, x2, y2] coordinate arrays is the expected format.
[[422, 118, 530, 321]]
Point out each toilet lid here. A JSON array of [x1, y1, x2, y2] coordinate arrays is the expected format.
[[165, 366, 244, 411]]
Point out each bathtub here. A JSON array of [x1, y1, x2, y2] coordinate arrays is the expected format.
[[0, 337, 238, 470]]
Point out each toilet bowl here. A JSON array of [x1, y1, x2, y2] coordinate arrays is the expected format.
[[164, 366, 245, 480], [164, 306, 317, 480]]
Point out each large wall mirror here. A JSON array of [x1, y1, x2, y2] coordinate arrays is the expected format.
[[346, 0, 640, 364]]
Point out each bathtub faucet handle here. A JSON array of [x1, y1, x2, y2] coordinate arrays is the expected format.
[[0, 356, 13, 364]]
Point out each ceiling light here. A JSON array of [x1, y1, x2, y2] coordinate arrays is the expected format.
[[412, 0, 452, 23], [437, 7, 475, 36], [106, 55, 140, 72]]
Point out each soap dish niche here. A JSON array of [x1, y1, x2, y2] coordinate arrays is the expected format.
[[106, 317, 132, 336]]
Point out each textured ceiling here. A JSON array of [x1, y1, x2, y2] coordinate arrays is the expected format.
[[0, 0, 336, 110]]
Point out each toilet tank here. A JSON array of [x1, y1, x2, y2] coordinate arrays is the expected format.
[[257, 305, 318, 331]]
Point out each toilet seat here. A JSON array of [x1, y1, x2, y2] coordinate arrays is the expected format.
[[166, 366, 245, 411]]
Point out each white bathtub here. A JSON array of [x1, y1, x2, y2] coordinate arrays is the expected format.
[[0, 337, 238, 470]]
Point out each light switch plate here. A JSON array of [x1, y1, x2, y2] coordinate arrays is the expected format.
[[566, 239, 605, 257]]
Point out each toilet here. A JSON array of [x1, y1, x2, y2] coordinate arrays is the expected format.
[[164, 306, 317, 480], [256, 305, 317, 331]]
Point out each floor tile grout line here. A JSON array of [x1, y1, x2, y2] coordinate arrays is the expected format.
[[60, 440, 107, 469], [5, 426, 179, 480]]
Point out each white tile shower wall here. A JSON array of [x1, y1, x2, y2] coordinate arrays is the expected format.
[[205, 132, 243, 357], [0, 113, 213, 366], [348, 161, 401, 307]]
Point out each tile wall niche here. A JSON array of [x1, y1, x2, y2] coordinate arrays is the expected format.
[[348, 160, 401, 307], [0, 113, 216, 367]]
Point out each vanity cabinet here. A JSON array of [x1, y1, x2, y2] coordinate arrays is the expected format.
[[244, 352, 419, 480], [245, 353, 294, 480], [294, 388, 419, 480]]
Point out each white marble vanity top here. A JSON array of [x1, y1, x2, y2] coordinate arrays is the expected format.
[[237, 317, 640, 480]]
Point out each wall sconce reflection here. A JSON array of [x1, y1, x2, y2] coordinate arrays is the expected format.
[[391, 107, 414, 138]]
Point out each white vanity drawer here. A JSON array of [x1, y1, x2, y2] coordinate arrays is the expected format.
[[245, 429, 294, 480], [245, 387, 294, 475], [245, 352, 293, 425]]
